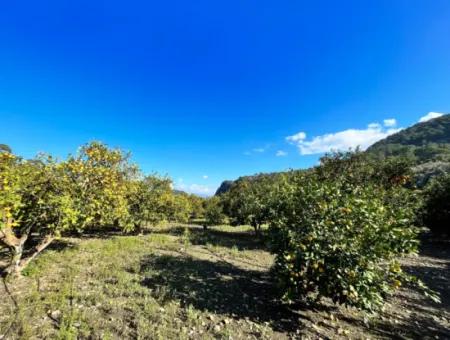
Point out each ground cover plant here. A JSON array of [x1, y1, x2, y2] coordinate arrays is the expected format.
[[0, 224, 448, 339]]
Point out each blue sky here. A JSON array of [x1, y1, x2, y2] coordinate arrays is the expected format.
[[1, 1, 449, 195]]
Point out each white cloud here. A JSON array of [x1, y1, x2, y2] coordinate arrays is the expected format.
[[202, 175, 208, 179], [383, 118, 397, 127], [287, 121, 401, 155], [419, 112, 444, 123], [286, 131, 306, 143], [252, 148, 265, 153], [188, 184, 214, 196], [276, 150, 288, 157], [175, 182, 214, 196]]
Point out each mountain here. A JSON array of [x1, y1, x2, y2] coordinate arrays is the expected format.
[[367, 114, 450, 163], [215, 175, 271, 196], [215, 180, 234, 195], [216, 114, 450, 194]]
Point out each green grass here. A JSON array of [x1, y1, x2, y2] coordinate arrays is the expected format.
[[0, 225, 279, 339], [1, 224, 449, 339]]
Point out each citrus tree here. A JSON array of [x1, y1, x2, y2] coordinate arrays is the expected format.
[[64, 142, 137, 233], [127, 175, 173, 233], [1, 152, 79, 275], [187, 194, 206, 221], [203, 196, 226, 230], [166, 192, 192, 224], [316, 150, 413, 189], [269, 171, 437, 310], [269, 152, 435, 310], [223, 176, 275, 235]]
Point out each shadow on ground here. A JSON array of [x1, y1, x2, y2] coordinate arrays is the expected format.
[[407, 235, 450, 306], [152, 225, 267, 251], [139, 233, 450, 339], [365, 235, 450, 339], [139, 253, 325, 334]]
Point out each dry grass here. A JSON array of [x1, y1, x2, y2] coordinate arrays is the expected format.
[[0, 225, 448, 339]]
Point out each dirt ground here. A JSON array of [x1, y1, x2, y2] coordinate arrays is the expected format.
[[0, 225, 449, 339]]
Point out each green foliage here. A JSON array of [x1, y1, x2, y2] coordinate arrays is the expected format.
[[264, 152, 438, 310], [127, 175, 173, 231], [0, 151, 79, 274], [64, 141, 138, 232], [222, 176, 276, 233], [0, 151, 23, 227], [269, 171, 422, 310], [187, 194, 206, 220], [368, 114, 450, 164], [421, 173, 450, 238], [16, 156, 80, 236], [204, 196, 225, 227], [317, 150, 413, 189], [166, 192, 192, 224], [0, 141, 176, 274]]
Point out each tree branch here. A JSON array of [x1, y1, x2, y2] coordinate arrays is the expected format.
[[17, 234, 55, 272]]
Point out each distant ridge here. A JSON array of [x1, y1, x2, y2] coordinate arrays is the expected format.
[[216, 114, 450, 195], [367, 114, 450, 163]]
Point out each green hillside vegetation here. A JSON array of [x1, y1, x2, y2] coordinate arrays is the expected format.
[[367, 114, 450, 163]]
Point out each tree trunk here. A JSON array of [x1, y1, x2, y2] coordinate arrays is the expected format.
[[4, 244, 24, 276], [134, 223, 143, 236], [251, 220, 260, 237], [1, 222, 30, 276], [1, 219, 54, 276], [16, 235, 55, 273], [203, 224, 208, 231]]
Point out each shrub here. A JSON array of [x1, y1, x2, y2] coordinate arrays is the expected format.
[[203, 196, 226, 229], [269, 172, 430, 311], [421, 173, 450, 238]]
